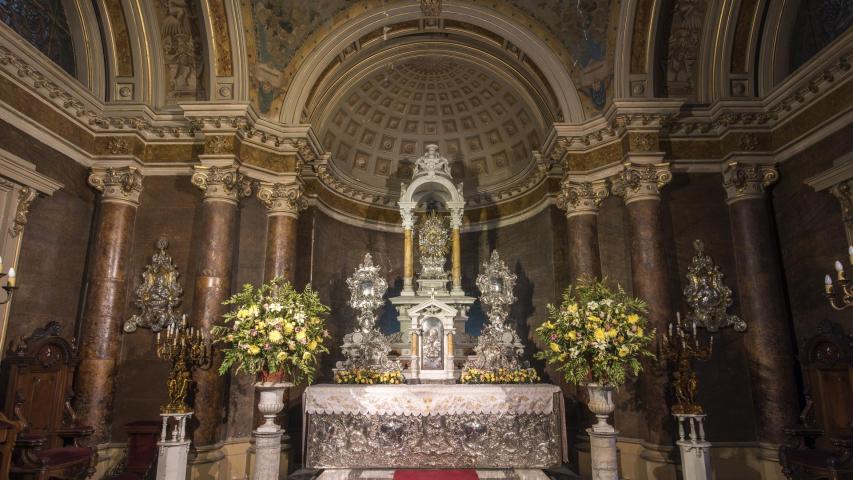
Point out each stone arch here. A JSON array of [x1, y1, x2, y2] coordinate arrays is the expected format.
[[277, 2, 586, 125]]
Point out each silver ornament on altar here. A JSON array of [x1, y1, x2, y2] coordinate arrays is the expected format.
[[476, 250, 517, 329], [337, 253, 401, 373], [683, 239, 745, 332], [467, 250, 527, 371], [346, 253, 388, 331], [124, 238, 184, 333]]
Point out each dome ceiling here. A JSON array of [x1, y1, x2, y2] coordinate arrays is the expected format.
[[319, 55, 546, 195]]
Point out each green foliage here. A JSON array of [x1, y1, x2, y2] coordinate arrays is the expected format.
[[534, 278, 656, 387], [211, 277, 330, 385]]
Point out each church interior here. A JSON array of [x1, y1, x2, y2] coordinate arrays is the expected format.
[[0, 0, 851, 479]]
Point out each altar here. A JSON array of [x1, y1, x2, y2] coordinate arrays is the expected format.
[[302, 384, 567, 470]]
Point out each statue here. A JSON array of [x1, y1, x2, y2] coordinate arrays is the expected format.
[[413, 143, 452, 178]]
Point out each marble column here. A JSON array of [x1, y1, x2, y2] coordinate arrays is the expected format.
[[401, 205, 415, 296], [450, 208, 463, 295], [723, 161, 798, 445], [190, 165, 251, 446], [613, 162, 675, 447], [556, 179, 609, 283], [76, 166, 143, 443], [257, 181, 306, 283]]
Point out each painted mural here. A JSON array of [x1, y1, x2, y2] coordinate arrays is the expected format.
[[0, 0, 76, 76], [789, 0, 853, 72]]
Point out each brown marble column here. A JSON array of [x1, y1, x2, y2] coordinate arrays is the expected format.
[[75, 166, 143, 443], [723, 161, 798, 445], [613, 162, 674, 447], [556, 179, 609, 283], [190, 165, 251, 446], [257, 181, 306, 283]]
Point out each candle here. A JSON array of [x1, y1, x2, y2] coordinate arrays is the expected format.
[[692, 320, 697, 337], [0, 255, 3, 272], [157, 331, 160, 344], [7, 267, 16, 287], [826, 274, 834, 294], [836, 260, 846, 281], [848, 246, 853, 266]]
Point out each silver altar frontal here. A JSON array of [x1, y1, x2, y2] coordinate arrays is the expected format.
[[302, 384, 567, 469]]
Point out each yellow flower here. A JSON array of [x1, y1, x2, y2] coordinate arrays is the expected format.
[[567, 303, 579, 314], [606, 328, 617, 338], [542, 321, 554, 330], [283, 322, 294, 334], [618, 346, 630, 357], [627, 314, 639, 324], [237, 309, 249, 319], [268, 330, 284, 344], [302, 351, 312, 361], [588, 315, 601, 323], [636, 327, 644, 337], [295, 330, 307, 341], [276, 351, 287, 361], [549, 342, 561, 353], [308, 340, 317, 351], [594, 328, 606, 341], [257, 321, 266, 329], [565, 331, 578, 341], [247, 345, 260, 355]]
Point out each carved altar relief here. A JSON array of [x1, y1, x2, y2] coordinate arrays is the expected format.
[[422, 317, 444, 370], [408, 299, 460, 381]]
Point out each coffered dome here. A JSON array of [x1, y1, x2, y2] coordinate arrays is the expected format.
[[318, 55, 547, 197]]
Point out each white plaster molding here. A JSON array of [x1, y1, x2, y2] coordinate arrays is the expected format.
[[0, 149, 64, 194]]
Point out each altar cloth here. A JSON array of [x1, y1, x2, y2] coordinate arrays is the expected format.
[[303, 384, 567, 469], [304, 384, 561, 417]]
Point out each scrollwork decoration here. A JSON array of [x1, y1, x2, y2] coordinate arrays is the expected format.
[[124, 238, 184, 333], [683, 239, 745, 332], [418, 212, 450, 280]]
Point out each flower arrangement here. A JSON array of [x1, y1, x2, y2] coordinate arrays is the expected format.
[[535, 279, 655, 387], [459, 367, 540, 384], [334, 368, 405, 385], [211, 277, 330, 385]]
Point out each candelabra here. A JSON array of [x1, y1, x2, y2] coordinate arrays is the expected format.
[[824, 246, 853, 310], [662, 313, 714, 415], [156, 315, 211, 413], [0, 256, 17, 304]]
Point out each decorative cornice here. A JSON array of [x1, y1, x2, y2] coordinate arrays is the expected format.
[[88, 166, 144, 206], [722, 161, 779, 204], [256, 181, 307, 217], [190, 165, 252, 204], [555, 179, 609, 217], [612, 162, 672, 204], [8, 186, 37, 238]]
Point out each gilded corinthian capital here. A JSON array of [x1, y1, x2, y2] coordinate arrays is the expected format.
[[257, 181, 307, 217], [191, 165, 252, 203], [612, 162, 672, 204], [722, 161, 778, 204], [88, 166, 144, 206], [556, 179, 609, 217]]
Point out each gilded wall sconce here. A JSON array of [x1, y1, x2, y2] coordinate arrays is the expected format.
[[124, 238, 184, 333]]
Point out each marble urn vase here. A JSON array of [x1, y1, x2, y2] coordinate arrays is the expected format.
[[586, 383, 616, 433]]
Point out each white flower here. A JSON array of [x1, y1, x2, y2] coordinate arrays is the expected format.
[[294, 311, 307, 324], [587, 301, 599, 310], [268, 302, 283, 313]]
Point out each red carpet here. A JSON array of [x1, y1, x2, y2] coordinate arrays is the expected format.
[[393, 470, 480, 480]]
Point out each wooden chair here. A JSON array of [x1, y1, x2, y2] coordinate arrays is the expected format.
[[104, 421, 161, 480], [1, 322, 95, 479], [0, 411, 24, 479], [780, 320, 853, 480]]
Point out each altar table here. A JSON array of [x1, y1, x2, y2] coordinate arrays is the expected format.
[[302, 384, 567, 469]]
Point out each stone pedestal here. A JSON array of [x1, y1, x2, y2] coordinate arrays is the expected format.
[[253, 382, 291, 480], [156, 412, 192, 480], [588, 430, 619, 480], [674, 414, 711, 480]]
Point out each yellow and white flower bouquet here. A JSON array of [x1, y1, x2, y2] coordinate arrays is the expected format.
[[535, 279, 655, 387], [212, 277, 330, 384]]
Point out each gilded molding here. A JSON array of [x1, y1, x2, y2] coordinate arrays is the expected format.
[[190, 165, 252, 204], [88, 166, 144, 205], [612, 162, 672, 203], [256, 181, 307, 217], [628, 132, 658, 152], [8, 186, 37, 238], [106, 136, 130, 155], [722, 161, 779, 203], [205, 135, 233, 155], [555, 179, 609, 217]]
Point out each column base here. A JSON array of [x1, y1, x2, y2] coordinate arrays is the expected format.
[[156, 441, 191, 480], [252, 430, 285, 480]]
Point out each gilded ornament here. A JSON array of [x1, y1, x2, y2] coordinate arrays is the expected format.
[[106, 136, 130, 155], [612, 162, 672, 202], [88, 166, 144, 204], [257, 182, 306, 215], [191, 165, 252, 200], [156, 315, 211, 413], [205, 135, 230, 154], [555, 179, 609, 216], [683, 240, 745, 332], [662, 314, 714, 414], [420, 0, 442, 16], [629, 133, 656, 152], [124, 238, 184, 333], [417, 212, 450, 280], [722, 161, 778, 202], [8, 187, 37, 238]]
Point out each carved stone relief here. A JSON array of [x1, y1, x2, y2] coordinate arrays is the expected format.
[[155, 0, 206, 101], [662, 0, 707, 99]]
